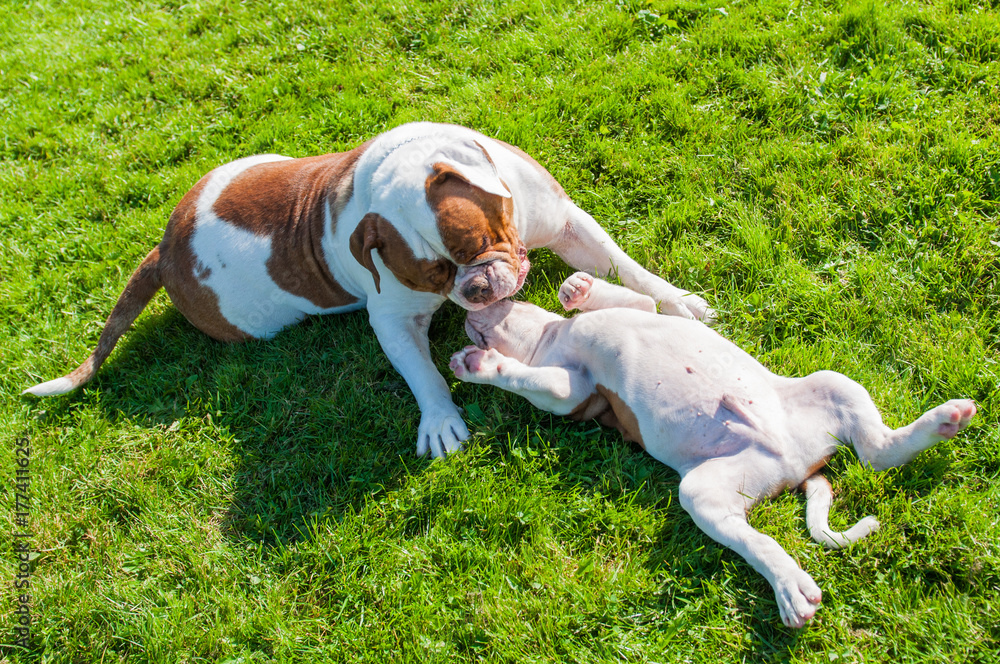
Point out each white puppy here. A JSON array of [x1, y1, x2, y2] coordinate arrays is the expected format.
[[450, 272, 977, 627]]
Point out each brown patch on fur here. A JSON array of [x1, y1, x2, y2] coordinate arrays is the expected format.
[[596, 384, 646, 449], [209, 144, 370, 309], [568, 391, 611, 421], [349, 213, 456, 295], [425, 160, 521, 268], [801, 457, 832, 488], [566, 384, 645, 450], [159, 177, 250, 341]]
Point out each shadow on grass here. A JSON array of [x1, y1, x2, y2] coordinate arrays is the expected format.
[[25, 300, 471, 546], [18, 251, 590, 555]]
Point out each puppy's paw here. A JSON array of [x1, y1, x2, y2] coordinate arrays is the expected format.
[[656, 290, 716, 324], [931, 399, 977, 439], [416, 408, 469, 459], [449, 346, 505, 384], [774, 569, 822, 629], [559, 272, 595, 311], [684, 293, 718, 325]]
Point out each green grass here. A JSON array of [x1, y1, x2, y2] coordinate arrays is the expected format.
[[2, 0, 999, 661]]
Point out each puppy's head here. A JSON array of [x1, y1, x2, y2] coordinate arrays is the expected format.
[[464, 299, 562, 362], [351, 137, 529, 304], [425, 142, 529, 310]]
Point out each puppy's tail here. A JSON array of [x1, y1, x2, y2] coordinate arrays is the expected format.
[[803, 475, 880, 549], [23, 245, 163, 397]]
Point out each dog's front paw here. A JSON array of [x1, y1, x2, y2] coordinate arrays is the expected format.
[[559, 272, 595, 310], [416, 408, 469, 458], [683, 292, 717, 325], [449, 346, 505, 384], [656, 289, 716, 325], [774, 569, 822, 629]]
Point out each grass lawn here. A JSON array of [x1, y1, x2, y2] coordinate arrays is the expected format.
[[2, 0, 999, 661]]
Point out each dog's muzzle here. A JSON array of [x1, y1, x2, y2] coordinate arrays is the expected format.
[[452, 246, 529, 310]]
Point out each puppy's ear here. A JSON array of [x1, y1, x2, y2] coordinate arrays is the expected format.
[[427, 140, 512, 199], [350, 213, 457, 296], [350, 213, 382, 294]]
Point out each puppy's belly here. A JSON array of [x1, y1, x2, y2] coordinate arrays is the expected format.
[[621, 364, 787, 470]]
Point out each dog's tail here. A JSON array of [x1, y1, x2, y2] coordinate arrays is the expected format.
[[803, 475, 880, 549], [23, 245, 163, 397]]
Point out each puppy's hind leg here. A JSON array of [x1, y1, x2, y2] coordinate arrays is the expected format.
[[548, 205, 714, 322], [679, 461, 822, 628], [802, 475, 879, 550], [780, 371, 976, 471], [852, 399, 977, 471]]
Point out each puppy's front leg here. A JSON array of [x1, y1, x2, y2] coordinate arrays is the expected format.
[[558, 272, 656, 313], [368, 309, 469, 458], [449, 346, 594, 415]]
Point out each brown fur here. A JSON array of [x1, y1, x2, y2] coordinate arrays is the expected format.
[[158, 177, 250, 342], [425, 161, 520, 269], [568, 391, 612, 421], [796, 459, 833, 494], [596, 384, 646, 449], [210, 145, 369, 309], [566, 384, 646, 450], [349, 213, 457, 295]]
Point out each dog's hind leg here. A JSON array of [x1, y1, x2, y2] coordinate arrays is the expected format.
[[802, 475, 879, 549], [851, 399, 977, 471], [678, 460, 822, 628]]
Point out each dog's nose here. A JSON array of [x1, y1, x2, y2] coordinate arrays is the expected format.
[[463, 276, 493, 304]]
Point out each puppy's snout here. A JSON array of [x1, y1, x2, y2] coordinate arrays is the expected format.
[[462, 275, 494, 304]]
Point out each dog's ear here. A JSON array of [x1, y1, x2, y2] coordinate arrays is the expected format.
[[427, 140, 511, 199], [350, 213, 383, 294], [350, 213, 457, 295]]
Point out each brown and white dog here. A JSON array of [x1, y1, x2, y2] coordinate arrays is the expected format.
[[450, 273, 976, 626], [24, 123, 712, 457]]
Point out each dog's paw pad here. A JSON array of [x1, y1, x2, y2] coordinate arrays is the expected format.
[[559, 272, 595, 310], [450, 347, 504, 383], [776, 570, 822, 629], [933, 399, 976, 439]]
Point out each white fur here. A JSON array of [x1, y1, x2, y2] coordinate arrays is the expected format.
[[22, 376, 75, 397], [451, 273, 976, 626], [192, 155, 361, 338]]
